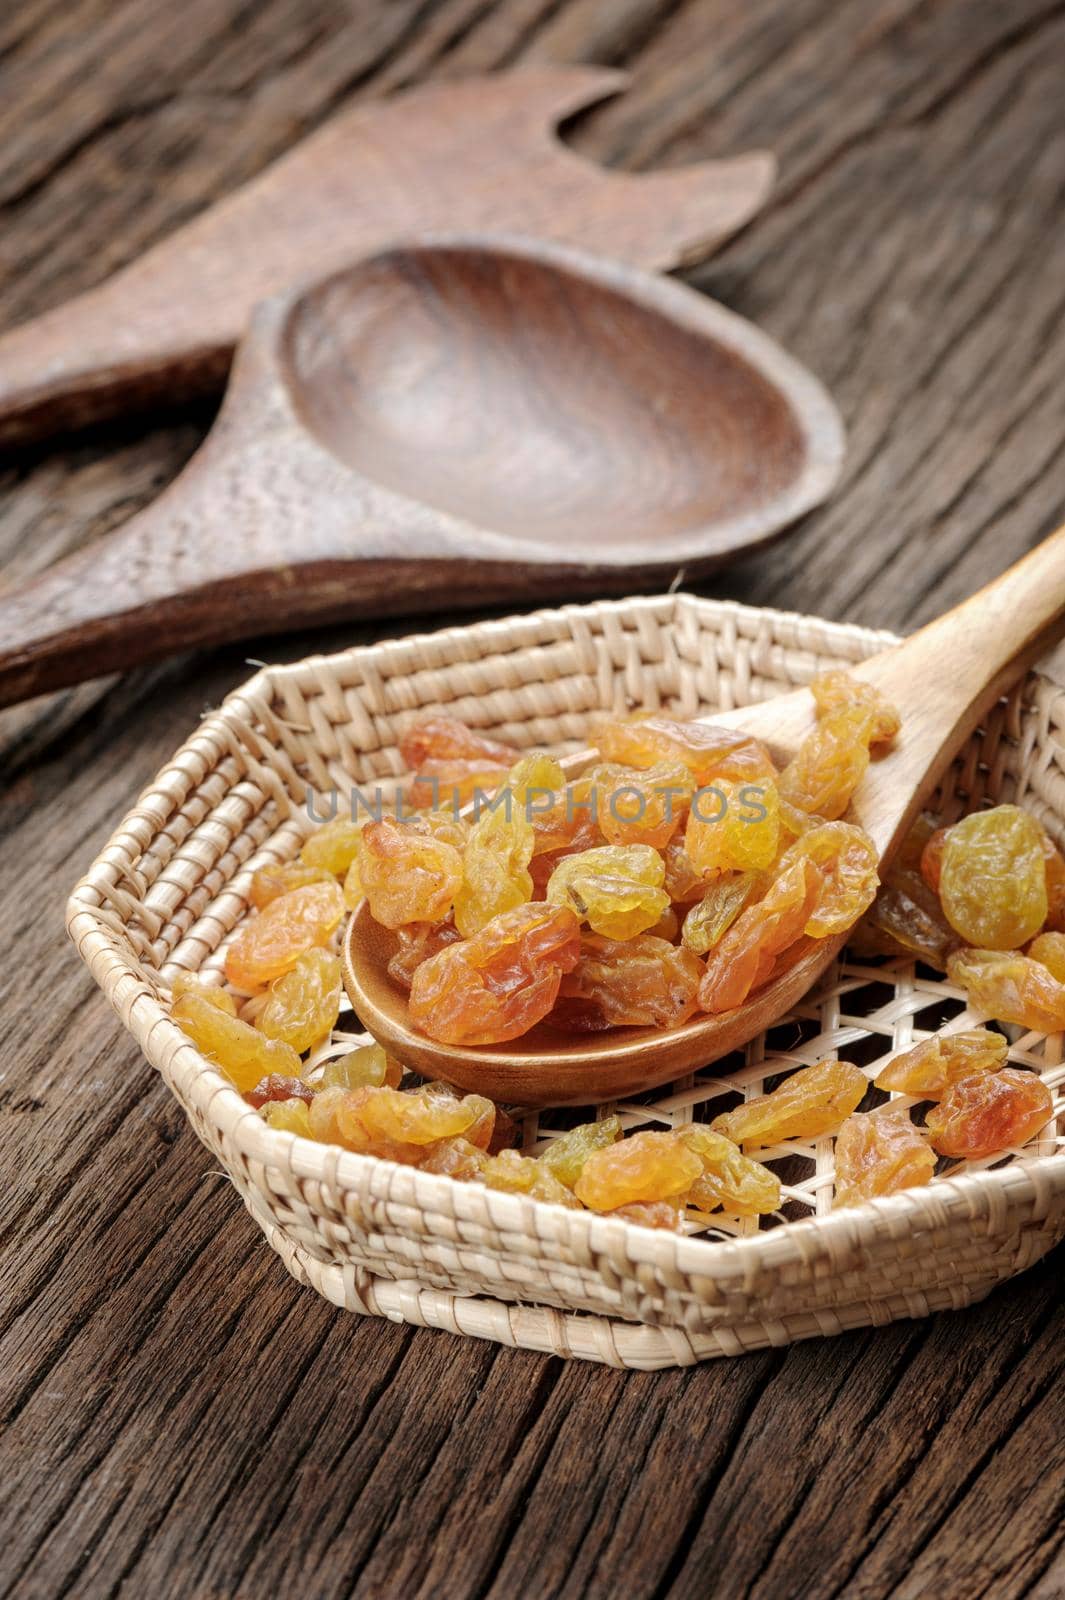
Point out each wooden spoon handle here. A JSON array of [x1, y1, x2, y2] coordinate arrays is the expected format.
[[0, 493, 461, 709], [0, 298, 230, 451], [0, 501, 259, 707], [0, 305, 447, 707], [835, 520, 1065, 858], [857, 521, 1065, 715], [0, 466, 587, 710]]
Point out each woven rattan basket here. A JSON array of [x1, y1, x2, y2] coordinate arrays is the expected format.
[[67, 594, 1065, 1369]]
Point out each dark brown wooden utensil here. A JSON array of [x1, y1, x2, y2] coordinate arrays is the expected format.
[[0, 67, 775, 450], [0, 237, 845, 710]]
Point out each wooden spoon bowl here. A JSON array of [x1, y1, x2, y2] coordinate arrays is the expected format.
[[0, 236, 844, 710], [342, 695, 843, 1107], [343, 886, 845, 1108], [283, 245, 824, 552]]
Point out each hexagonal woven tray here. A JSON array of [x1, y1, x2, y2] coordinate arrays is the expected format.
[[67, 594, 1065, 1369]]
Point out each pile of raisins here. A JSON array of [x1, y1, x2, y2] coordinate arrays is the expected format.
[[358, 672, 892, 1045], [168, 678, 1059, 1228]]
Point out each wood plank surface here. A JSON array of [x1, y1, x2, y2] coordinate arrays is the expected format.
[[2, 2, 1064, 1596]]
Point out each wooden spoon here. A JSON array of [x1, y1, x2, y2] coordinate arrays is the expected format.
[[0, 67, 774, 450], [343, 524, 1065, 1106], [0, 236, 844, 710]]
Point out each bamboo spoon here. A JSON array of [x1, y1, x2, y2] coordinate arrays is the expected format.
[[343, 525, 1065, 1106]]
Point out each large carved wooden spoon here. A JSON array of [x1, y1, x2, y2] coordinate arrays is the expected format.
[[343, 524, 1065, 1106], [0, 67, 774, 449], [0, 237, 844, 709]]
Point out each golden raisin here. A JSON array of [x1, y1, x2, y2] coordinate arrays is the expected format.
[[338, 1085, 491, 1150], [256, 949, 342, 1054], [409, 902, 581, 1045], [947, 947, 1065, 1032], [875, 1028, 1007, 1099], [409, 1080, 498, 1150], [926, 1068, 1053, 1158], [594, 714, 775, 785], [574, 1131, 701, 1211], [779, 821, 879, 937], [809, 669, 900, 746], [170, 974, 237, 1014], [261, 1099, 313, 1136], [172, 990, 301, 1091], [852, 817, 956, 967], [480, 1149, 580, 1207], [778, 702, 878, 820], [357, 815, 465, 930], [852, 883, 956, 969], [399, 712, 520, 810], [710, 1059, 867, 1148], [833, 1109, 935, 1207], [698, 857, 820, 1014], [399, 712, 519, 771], [300, 816, 365, 876], [546, 843, 670, 940], [684, 778, 780, 876], [1028, 931, 1065, 982], [681, 874, 760, 954], [453, 788, 535, 938], [593, 762, 694, 850], [249, 861, 335, 910], [537, 1117, 622, 1188], [224, 880, 344, 989], [938, 806, 1048, 950], [306, 1084, 352, 1146], [676, 1125, 781, 1216], [553, 934, 703, 1030], [965, 817, 1065, 933], [320, 1042, 403, 1090], [507, 751, 566, 801]]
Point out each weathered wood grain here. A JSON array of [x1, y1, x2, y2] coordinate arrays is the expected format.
[[2, 2, 1064, 1597]]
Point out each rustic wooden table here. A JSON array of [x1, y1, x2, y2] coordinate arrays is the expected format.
[[3, 2, 1064, 1596]]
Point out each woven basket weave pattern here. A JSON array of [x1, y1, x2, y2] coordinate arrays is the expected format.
[[68, 595, 1065, 1368]]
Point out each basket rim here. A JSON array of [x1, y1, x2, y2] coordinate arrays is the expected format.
[[67, 590, 1065, 1284], [61, 934, 1065, 1281]]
